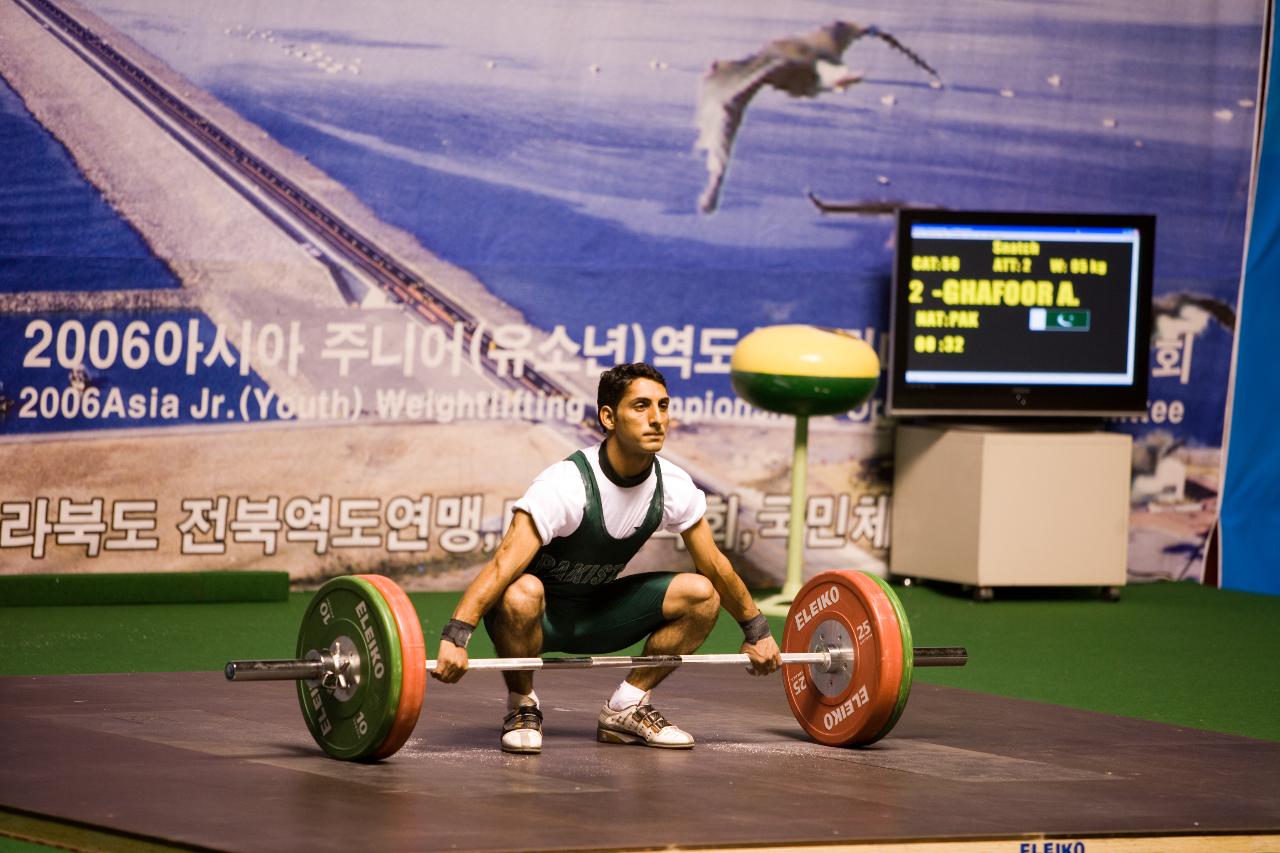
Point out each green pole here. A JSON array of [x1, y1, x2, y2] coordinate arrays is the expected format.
[[757, 413, 809, 616], [782, 413, 809, 601]]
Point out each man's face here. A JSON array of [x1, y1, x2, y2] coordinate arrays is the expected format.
[[605, 378, 669, 453]]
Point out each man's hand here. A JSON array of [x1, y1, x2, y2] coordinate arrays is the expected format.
[[741, 634, 782, 676], [431, 639, 470, 683]]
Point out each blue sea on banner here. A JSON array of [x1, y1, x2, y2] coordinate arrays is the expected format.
[[0, 78, 177, 294]]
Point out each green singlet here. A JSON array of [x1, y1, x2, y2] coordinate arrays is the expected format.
[[516, 449, 677, 654]]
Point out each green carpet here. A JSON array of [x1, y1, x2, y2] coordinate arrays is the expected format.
[[0, 571, 288, 606], [1, 578, 1276, 742]]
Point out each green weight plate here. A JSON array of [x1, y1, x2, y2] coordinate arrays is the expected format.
[[295, 576, 405, 761], [864, 573, 914, 744]]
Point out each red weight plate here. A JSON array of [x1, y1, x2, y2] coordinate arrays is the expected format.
[[360, 574, 426, 760], [781, 570, 905, 746]]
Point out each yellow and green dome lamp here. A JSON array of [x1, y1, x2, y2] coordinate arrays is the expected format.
[[730, 325, 881, 616]]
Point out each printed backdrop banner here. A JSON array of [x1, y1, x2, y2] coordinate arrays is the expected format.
[[0, 0, 1266, 587]]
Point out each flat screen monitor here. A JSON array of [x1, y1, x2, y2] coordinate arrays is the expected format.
[[886, 209, 1155, 419]]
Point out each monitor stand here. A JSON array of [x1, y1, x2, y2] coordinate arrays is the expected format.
[[889, 423, 1131, 599]]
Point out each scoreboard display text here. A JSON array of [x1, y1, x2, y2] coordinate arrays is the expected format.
[[901, 225, 1141, 383]]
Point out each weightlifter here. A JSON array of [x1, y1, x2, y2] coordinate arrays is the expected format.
[[431, 362, 782, 753]]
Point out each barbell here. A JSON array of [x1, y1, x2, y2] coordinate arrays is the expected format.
[[225, 570, 967, 760]]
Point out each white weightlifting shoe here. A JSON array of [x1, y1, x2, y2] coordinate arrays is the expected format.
[[501, 704, 543, 754], [596, 693, 694, 749]]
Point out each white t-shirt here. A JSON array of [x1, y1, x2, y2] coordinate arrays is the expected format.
[[513, 442, 707, 545]]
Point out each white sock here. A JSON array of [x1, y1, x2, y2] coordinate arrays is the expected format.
[[508, 690, 539, 711], [608, 681, 647, 711]]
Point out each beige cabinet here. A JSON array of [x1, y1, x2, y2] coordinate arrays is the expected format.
[[890, 424, 1131, 597]]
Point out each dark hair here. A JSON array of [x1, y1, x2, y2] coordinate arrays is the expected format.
[[596, 363, 667, 432]]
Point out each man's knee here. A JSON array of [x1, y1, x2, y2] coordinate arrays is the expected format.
[[494, 574, 545, 626], [666, 573, 720, 621]]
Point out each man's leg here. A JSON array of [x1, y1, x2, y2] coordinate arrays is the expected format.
[[484, 574, 545, 753], [628, 572, 720, 691], [597, 573, 718, 749], [485, 573, 545, 694]]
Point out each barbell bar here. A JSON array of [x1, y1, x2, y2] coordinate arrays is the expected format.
[[225, 652, 848, 681], [224, 571, 967, 760], [227, 647, 967, 681]]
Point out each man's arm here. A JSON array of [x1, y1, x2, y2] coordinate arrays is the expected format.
[[431, 510, 543, 683], [680, 517, 782, 675]]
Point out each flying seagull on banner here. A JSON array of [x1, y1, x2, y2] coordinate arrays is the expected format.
[[695, 21, 943, 214]]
